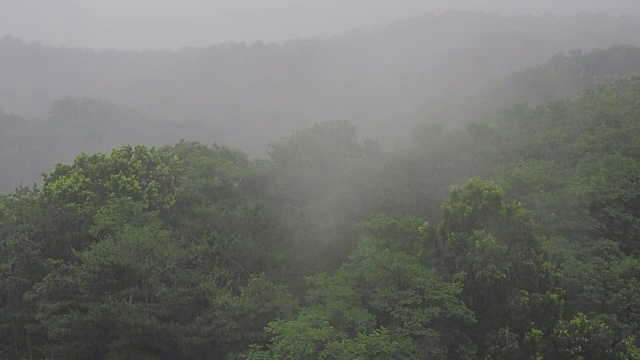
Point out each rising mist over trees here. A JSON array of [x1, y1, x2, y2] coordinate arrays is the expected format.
[[5, 13, 640, 192]]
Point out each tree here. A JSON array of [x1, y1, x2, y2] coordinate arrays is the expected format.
[[42, 145, 178, 217], [552, 313, 639, 359], [426, 179, 560, 355]]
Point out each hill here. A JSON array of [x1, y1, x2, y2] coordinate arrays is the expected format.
[[4, 12, 640, 153]]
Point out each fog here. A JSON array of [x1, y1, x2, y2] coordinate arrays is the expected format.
[[5, 1, 640, 359], [4, 4, 640, 193], [2, 0, 640, 49]]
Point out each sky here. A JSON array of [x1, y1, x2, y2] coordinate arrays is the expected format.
[[2, 0, 640, 50]]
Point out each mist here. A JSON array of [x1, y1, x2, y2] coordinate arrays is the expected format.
[[3, 1, 640, 359], [3, 0, 640, 49]]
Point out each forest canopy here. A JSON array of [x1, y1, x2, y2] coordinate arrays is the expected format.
[[3, 75, 640, 358]]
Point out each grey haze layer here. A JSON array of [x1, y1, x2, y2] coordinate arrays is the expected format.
[[2, 0, 640, 50]]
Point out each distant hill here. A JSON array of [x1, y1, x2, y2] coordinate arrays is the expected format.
[[411, 44, 640, 134], [492, 44, 640, 105], [3, 12, 640, 153]]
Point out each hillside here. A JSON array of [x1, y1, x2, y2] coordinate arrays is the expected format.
[[407, 44, 640, 137]]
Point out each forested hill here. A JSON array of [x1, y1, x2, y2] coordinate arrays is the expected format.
[[3, 75, 640, 358], [4, 12, 640, 153], [413, 44, 640, 131], [493, 44, 640, 106]]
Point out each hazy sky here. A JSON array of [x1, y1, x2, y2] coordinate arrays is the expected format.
[[2, 0, 640, 50]]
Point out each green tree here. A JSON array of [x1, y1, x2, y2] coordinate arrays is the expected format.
[[29, 225, 297, 359], [426, 179, 560, 355], [42, 145, 178, 216], [249, 216, 475, 359], [552, 313, 639, 359]]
